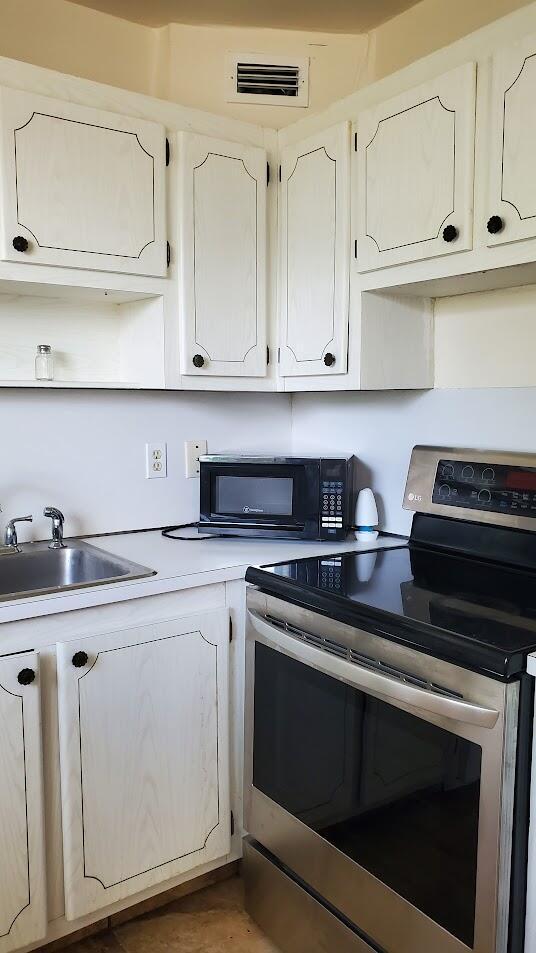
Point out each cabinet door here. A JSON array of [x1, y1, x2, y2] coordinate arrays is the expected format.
[[357, 63, 476, 271], [0, 652, 46, 953], [57, 612, 230, 920], [279, 123, 350, 378], [178, 133, 267, 377], [0, 87, 166, 276], [486, 36, 536, 248]]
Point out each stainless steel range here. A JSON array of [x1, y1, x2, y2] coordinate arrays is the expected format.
[[243, 446, 536, 953]]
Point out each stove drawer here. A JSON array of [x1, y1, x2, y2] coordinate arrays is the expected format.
[[243, 837, 373, 953]]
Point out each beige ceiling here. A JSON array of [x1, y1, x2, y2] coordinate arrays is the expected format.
[[67, 0, 421, 33]]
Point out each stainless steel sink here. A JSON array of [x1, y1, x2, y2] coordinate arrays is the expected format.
[[0, 540, 156, 602]]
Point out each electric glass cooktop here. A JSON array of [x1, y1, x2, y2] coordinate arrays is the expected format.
[[246, 544, 536, 678]]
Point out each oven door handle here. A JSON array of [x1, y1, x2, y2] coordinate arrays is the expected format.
[[248, 611, 500, 729]]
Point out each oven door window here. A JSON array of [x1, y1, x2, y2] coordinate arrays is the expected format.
[[253, 642, 482, 948]]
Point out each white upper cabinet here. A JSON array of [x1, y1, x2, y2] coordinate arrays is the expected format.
[[0, 88, 167, 276], [357, 63, 476, 271], [57, 612, 230, 920], [178, 132, 267, 378], [486, 35, 536, 248], [0, 652, 46, 953], [279, 123, 350, 377]]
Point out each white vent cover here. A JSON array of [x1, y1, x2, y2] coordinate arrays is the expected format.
[[225, 53, 309, 107]]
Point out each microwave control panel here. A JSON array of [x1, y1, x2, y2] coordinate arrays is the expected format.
[[321, 479, 344, 535], [433, 459, 536, 519]]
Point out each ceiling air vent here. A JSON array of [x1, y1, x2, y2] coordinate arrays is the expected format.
[[225, 53, 309, 108]]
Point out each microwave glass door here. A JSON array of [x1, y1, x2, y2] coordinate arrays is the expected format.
[[204, 463, 318, 530], [215, 475, 293, 517], [252, 641, 482, 948]]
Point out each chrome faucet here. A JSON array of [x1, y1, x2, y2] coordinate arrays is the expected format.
[[44, 507, 65, 550], [4, 515, 33, 551]]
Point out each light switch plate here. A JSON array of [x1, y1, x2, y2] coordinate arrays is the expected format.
[[146, 442, 167, 479], [184, 439, 207, 478]]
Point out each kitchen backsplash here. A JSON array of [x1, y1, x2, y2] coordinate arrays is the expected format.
[[1, 388, 291, 541]]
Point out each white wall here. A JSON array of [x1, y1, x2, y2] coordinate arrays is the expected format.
[[291, 388, 536, 536], [0, 389, 291, 542]]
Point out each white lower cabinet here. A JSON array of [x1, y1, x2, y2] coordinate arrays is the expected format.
[[0, 652, 46, 953], [56, 611, 230, 920]]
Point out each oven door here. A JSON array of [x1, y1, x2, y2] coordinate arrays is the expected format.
[[199, 461, 320, 538], [244, 589, 518, 953]]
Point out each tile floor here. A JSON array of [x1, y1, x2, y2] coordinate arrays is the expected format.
[[64, 877, 279, 953]]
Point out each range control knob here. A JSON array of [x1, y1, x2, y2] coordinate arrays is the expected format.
[[461, 465, 475, 480], [442, 464, 455, 478], [439, 484, 451, 497], [478, 488, 492, 503], [482, 467, 495, 482]]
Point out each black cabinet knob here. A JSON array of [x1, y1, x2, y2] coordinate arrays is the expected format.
[[12, 235, 29, 253], [323, 353, 336, 367], [487, 215, 504, 235], [72, 651, 89, 668], [442, 225, 459, 243], [193, 354, 205, 368], [17, 668, 35, 686]]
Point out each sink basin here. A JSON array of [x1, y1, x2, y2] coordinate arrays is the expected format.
[[0, 540, 156, 602]]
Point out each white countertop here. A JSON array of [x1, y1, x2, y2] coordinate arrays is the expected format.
[[0, 528, 405, 624]]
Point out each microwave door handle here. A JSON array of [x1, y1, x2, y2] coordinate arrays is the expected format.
[[248, 611, 500, 730]]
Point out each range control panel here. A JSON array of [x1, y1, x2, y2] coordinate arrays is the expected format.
[[433, 458, 536, 519]]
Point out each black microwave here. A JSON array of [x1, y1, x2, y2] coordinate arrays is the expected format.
[[199, 455, 357, 541]]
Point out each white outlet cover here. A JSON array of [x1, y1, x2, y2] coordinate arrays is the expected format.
[[146, 442, 167, 479]]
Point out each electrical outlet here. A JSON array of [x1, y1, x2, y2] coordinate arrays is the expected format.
[[184, 439, 207, 478], [146, 442, 167, 479]]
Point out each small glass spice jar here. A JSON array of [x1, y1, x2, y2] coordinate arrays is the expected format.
[[35, 344, 54, 381]]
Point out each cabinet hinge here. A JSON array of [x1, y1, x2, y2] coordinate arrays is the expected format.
[[266, 162, 270, 186], [279, 165, 282, 182], [266, 346, 270, 365], [229, 617, 233, 642], [166, 241, 171, 268], [230, 811, 235, 836], [166, 138, 171, 166], [277, 347, 281, 364], [354, 239, 358, 259], [354, 132, 358, 152]]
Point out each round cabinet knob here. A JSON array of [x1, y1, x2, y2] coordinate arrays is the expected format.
[[12, 235, 29, 253], [72, 650, 89, 668], [442, 225, 459, 243], [192, 354, 205, 368], [487, 215, 504, 235], [323, 353, 336, 367], [17, 668, 35, 686]]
